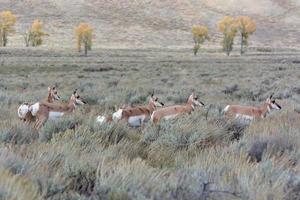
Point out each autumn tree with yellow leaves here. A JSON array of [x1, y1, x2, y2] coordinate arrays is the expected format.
[[75, 23, 93, 56], [235, 16, 256, 55], [192, 25, 209, 55], [0, 11, 16, 47], [218, 16, 237, 56], [24, 19, 48, 47]]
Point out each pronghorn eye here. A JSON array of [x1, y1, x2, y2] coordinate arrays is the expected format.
[[54, 92, 57, 94]]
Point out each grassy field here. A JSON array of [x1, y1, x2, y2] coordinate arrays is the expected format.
[[1, 47, 300, 199]]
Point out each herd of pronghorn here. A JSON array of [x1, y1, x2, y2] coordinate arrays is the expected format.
[[17, 86, 282, 130]]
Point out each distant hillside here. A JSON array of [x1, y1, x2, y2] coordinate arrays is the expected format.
[[2, 0, 300, 48]]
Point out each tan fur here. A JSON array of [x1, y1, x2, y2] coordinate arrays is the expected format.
[[23, 87, 59, 123], [33, 91, 85, 130], [113, 95, 163, 127], [225, 103, 269, 118], [224, 97, 281, 119], [121, 100, 156, 121], [151, 93, 204, 124]]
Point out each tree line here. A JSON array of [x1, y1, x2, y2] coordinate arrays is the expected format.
[[0, 10, 256, 56], [0, 10, 93, 56], [193, 16, 256, 56]]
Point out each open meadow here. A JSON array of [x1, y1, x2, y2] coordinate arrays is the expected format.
[[0, 47, 300, 199]]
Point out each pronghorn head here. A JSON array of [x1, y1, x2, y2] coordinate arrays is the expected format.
[[188, 92, 205, 107], [48, 86, 60, 100], [71, 90, 87, 105], [150, 93, 164, 107], [266, 94, 281, 111]]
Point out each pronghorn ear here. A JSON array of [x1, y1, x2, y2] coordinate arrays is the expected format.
[[73, 89, 77, 95], [151, 89, 154, 98], [48, 87, 51, 92]]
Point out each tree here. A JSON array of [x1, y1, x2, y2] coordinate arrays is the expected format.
[[75, 23, 93, 56], [192, 25, 209, 55], [218, 16, 237, 56], [24, 19, 48, 47], [235, 16, 256, 55], [0, 11, 16, 47]]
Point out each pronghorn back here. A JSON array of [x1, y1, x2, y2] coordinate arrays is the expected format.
[[18, 86, 60, 122], [151, 92, 204, 124], [32, 90, 86, 130], [224, 105, 263, 118], [151, 105, 192, 123], [111, 94, 164, 126], [223, 95, 282, 120]]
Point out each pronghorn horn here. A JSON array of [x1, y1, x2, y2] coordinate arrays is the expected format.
[[269, 93, 274, 99], [73, 89, 77, 94]]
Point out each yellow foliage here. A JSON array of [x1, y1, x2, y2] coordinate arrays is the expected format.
[[0, 10, 16, 46], [75, 23, 94, 54], [217, 16, 237, 56], [27, 19, 48, 47], [192, 25, 208, 41], [235, 16, 256, 54], [192, 25, 209, 55], [32, 19, 43, 32], [235, 16, 256, 36], [0, 10, 16, 29], [217, 16, 236, 35]]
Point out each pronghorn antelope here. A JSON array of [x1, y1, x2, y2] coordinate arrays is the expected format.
[[17, 86, 60, 122], [110, 94, 164, 127], [223, 94, 282, 121], [151, 92, 205, 124], [30, 90, 86, 130]]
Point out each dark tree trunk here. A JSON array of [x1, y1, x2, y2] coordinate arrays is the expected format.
[[226, 50, 230, 56], [3, 31, 7, 47], [84, 41, 88, 56], [240, 33, 244, 55]]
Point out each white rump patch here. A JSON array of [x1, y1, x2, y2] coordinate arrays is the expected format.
[[18, 104, 29, 119], [128, 115, 146, 127], [164, 114, 178, 120], [29, 102, 40, 116], [223, 105, 230, 113], [48, 111, 64, 120], [96, 115, 107, 124], [112, 109, 123, 122]]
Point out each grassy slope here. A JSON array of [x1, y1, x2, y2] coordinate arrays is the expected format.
[[1, 0, 300, 48]]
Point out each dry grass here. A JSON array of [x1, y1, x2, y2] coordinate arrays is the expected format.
[[0, 48, 300, 199]]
